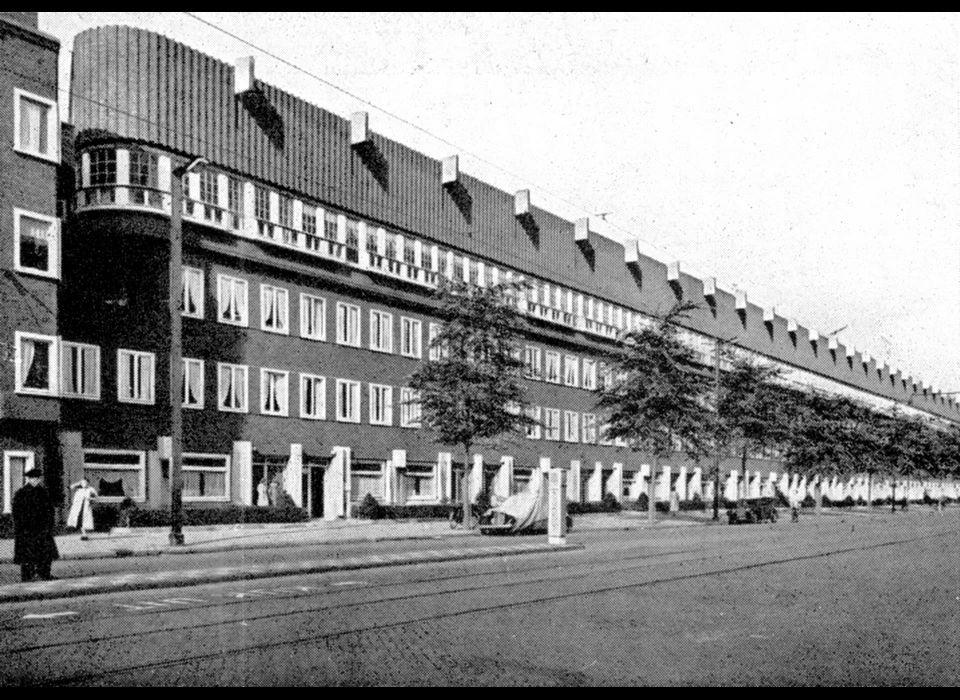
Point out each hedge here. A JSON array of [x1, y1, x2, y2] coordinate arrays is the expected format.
[[91, 503, 309, 530]]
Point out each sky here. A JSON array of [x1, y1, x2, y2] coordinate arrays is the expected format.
[[39, 12, 960, 392]]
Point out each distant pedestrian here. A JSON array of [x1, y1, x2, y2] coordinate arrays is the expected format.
[[67, 478, 98, 539], [12, 467, 59, 582], [268, 477, 280, 507]]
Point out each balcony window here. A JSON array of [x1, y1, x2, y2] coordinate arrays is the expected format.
[[199, 170, 218, 205], [254, 186, 270, 222], [302, 205, 317, 235], [345, 219, 360, 263], [323, 211, 338, 241]]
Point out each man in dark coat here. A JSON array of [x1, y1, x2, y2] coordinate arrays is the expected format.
[[12, 466, 59, 582]]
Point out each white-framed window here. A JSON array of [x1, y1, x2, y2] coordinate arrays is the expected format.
[[400, 317, 422, 359], [582, 413, 598, 444], [260, 285, 289, 335], [336, 379, 361, 423], [13, 208, 59, 279], [369, 383, 393, 426], [350, 462, 384, 501], [428, 322, 445, 361], [336, 302, 361, 347], [14, 332, 57, 396], [3, 451, 33, 514], [182, 267, 204, 319], [183, 453, 230, 502], [524, 346, 542, 380], [14, 88, 59, 162], [369, 310, 393, 353], [564, 355, 579, 387], [583, 359, 598, 391], [544, 351, 561, 384], [260, 368, 289, 416], [61, 341, 100, 400], [183, 358, 204, 409], [217, 362, 249, 413], [300, 374, 326, 420], [117, 349, 155, 405], [217, 275, 248, 326], [299, 293, 327, 341], [83, 449, 146, 503], [401, 464, 436, 501], [199, 169, 218, 205], [400, 387, 421, 428], [544, 408, 561, 441], [525, 406, 542, 440], [564, 411, 580, 443]]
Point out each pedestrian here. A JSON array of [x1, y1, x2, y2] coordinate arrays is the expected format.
[[12, 466, 59, 582], [268, 476, 280, 507], [257, 476, 270, 507], [67, 478, 98, 539]]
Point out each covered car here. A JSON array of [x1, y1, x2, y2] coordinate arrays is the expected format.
[[479, 483, 571, 535]]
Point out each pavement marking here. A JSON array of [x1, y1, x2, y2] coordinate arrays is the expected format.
[[331, 581, 367, 587], [22, 611, 78, 620]]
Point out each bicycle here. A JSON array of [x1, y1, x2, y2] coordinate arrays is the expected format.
[[448, 503, 486, 530]]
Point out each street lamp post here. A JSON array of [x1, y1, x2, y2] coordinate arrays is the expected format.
[[169, 156, 208, 546]]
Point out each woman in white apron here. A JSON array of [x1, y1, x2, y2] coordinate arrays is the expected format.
[[67, 479, 98, 539]]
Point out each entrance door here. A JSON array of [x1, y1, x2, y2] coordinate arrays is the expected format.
[[301, 463, 326, 518], [3, 451, 34, 514]]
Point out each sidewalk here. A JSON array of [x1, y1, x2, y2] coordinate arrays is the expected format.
[[0, 510, 704, 563], [0, 540, 583, 604]]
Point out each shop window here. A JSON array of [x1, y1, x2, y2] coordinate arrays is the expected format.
[[83, 450, 146, 502], [183, 453, 229, 501]]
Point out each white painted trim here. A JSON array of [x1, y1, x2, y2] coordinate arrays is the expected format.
[[13, 88, 60, 164], [3, 451, 34, 514]]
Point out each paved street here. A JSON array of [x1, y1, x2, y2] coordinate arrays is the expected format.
[[0, 508, 957, 686]]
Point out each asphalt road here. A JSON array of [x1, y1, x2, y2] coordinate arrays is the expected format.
[[1, 510, 957, 686]]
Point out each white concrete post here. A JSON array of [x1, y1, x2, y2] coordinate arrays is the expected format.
[[548, 467, 567, 546], [116, 148, 130, 205], [568, 460, 581, 502], [232, 441, 253, 507], [676, 466, 689, 501], [611, 462, 624, 501], [470, 453, 484, 504], [327, 446, 350, 520], [437, 452, 452, 502], [588, 462, 603, 502], [497, 456, 513, 501], [286, 444, 303, 508], [390, 449, 406, 506]]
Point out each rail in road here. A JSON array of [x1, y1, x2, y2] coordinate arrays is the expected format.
[[2, 520, 956, 686]]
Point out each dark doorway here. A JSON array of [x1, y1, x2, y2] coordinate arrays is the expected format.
[[302, 456, 328, 518]]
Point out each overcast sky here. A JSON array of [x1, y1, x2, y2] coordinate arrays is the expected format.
[[41, 12, 960, 391]]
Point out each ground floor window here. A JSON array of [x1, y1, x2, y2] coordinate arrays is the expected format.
[[351, 462, 384, 502], [400, 464, 436, 501], [83, 449, 146, 502], [183, 453, 230, 501], [512, 467, 533, 494], [3, 451, 34, 514]]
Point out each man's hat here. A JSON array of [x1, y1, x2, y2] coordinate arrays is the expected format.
[[24, 466, 43, 478]]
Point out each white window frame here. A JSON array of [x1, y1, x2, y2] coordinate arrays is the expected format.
[[369, 383, 394, 426], [369, 310, 394, 354], [400, 317, 423, 359], [563, 355, 579, 387], [544, 408, 561, 441], [216, 275, 249, 327], [116, 349, 156, 405], [13, 88, 59, 163], [525, 406, 542, 440], [582, 413, 598, 444], [583, 359, 598, 391], [182, 358, 204, 409], [61, 340, 101, 400], [260, 285, 289, 335], [182, 267, 205, 319], [14, 331, 58, 396], [428, 322, 444, 361], [399, 387, 421, 428], [544, 351, 561, 384], [299, 373, 327, 420], [182, 453, 231, 503], [82, 449, 146, 504], [13, 208, 60, 279], [564, 411, 580, 443], [299, 293, 327, 341], [524, 346, 542, 380], [336, 302, 361, 348], [401, 463, 436, 502], [260, 368, 290, 417], [217, 362, 249, 413], [3, 451, 34, 514], [336, 378, 361, 423]]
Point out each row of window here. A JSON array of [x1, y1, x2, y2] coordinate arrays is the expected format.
[[523, 346, 606, 391], [185, 270, 426, 357], [524, 407, 614, 446]]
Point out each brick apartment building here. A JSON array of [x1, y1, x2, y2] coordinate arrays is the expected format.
[[3, 17, 958, 520]]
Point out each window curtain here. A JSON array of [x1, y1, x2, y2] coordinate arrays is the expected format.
[[19, 98, 47, 153]]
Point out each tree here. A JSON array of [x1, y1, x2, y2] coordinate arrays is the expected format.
[[716, 355, 788, 504], [872, 411, 936, 512], [597, 302, 713, 522], [408, 279, 532, 529]]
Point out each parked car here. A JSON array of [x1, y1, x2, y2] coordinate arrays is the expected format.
[[479, 486, 572, 535], [727, 497, 778, 524]]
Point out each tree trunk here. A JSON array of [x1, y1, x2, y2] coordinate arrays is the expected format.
[[712, 462, 721, 521], [740, 446, 749, 501], [648, 455, 658, 523], [814, 476, 822, 515], [891, 481, 896, 513], [866, 472, 872, 509], [462, 444, 472, 529]]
